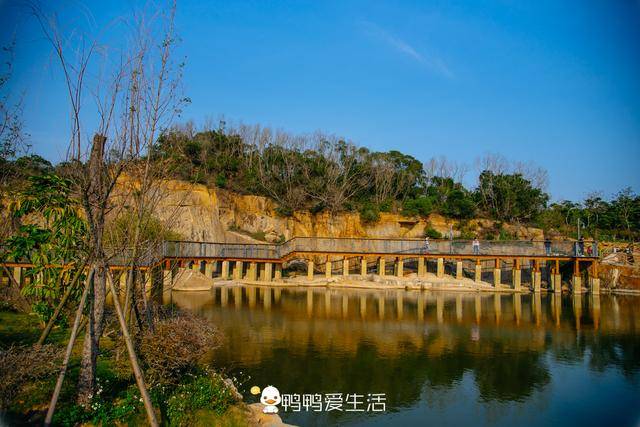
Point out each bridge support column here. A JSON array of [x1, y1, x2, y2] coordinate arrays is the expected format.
[[493, 262, 501, 288], [144, 270, 152, 294], [12, 266, 22, 287], [163, 266, 172, 289], [437, 258, 444, 278], [590, 261, 600, 294], [119, 271, 128, 296], [325, 259, 332, 279], [514, 269, 522, 291], [513, 258, 521, 291], [456, 261, 463, 280], [221, 261, 230, 279], [233, 261, 243, 280], [274, 264, 282, 280], [342, 258, 349, 276], [475, 261, 482, 283], [378, 257, 386, 276], [532, 260, 541, 292], [205, 261, 214, 278], [418, 257, 426, 277], [572, 260, 581, 293], [361, 257, 367, 276], [307, 260, 314, 280], [552, 260, 561, 293], [248, 262, 258, 281], [258, 263, 265, 281], [553, 272, 562, 293], [396, 258, 404, 277], [264, 263, 273, 282]]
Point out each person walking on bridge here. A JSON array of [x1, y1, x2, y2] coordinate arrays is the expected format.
[[544, 237, 552, 256], [423, 236, 430, 254], [472, 237, 480, 255]]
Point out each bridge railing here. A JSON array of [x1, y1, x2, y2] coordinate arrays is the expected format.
[[163, 240, 281, 260], [280, 237, 583, 257]]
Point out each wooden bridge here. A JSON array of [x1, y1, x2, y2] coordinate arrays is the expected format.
[[1, 237, 601, 295]]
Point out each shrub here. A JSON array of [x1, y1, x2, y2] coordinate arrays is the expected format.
[[359, 202, 380, 223], [424, 227, 442, 239], [402, 197, 433, 217], [121, 311, 221, 387], [0, 344, 63, 409]]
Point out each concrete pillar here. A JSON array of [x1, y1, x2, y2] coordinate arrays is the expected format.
[[456, 261, 463, 280], [418, 257, 426, 277], [533, 271, 542, 293], [378, 257, 386, 276], [591, 277, 600, 295], [13, 266, 22, 287], [248, 262, 258, 281], [258, 263, 266, 281], [119, 271, 128, 296], [205, 261, 214, 278], [513, 269, 522, 291], [264, 263, 273, 282], [475, 262, 482, 283], [360, 257, 367, 276], [274, 264, 282, 280], [342, 258, 349, 276], [144, 270, 152, 294], [437, 258, 444, 278], [307, 260, 314, 280], [234, 261, 243, 280], [396, 258, 404, 277], [553, 274, 562, 293], [221, 261, 230, 279], [163, 268, 172, 289], [493, 267, 501, 287], [572, 275, 582, 294], [325, 260, 332, 279]]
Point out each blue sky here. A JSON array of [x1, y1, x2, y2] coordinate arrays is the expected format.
[[1, 0, 639, 201]]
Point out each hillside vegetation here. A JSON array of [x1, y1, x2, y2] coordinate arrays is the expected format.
[[2, 123, 639, 242]]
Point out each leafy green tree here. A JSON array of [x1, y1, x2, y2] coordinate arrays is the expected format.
[[475, 171, 549, 223], [5, 174, 88, 324]]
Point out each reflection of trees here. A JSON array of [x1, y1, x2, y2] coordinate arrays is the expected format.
[[586, 335, 640, 378], [173, 288, 640, 418], [473, 348, 550, 401], [217, 333, 552, 412]]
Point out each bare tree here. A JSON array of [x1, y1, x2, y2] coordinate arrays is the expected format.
[[423, 155, 468, 184], [32, 2, 185, 424]]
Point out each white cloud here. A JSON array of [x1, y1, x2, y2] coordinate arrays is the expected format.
[[360, 20, 453, 79]]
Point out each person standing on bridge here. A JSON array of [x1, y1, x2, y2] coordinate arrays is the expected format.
[[424, 236, 430, 254], [544, 237, 552, 256], [472, 237, 480, 255], [578, 237, 585, 256]]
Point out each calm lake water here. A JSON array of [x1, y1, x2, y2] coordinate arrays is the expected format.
[[168, 286, 640, 427]]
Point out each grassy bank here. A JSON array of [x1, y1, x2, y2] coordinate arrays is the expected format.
[[0, 308, 248, 426]]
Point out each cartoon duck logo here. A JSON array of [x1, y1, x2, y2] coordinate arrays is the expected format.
[[251, 385, 281, 414]]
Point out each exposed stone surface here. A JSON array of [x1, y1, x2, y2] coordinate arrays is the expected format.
[[246, 403, 296, 427], [172, 268, 214, 291], [119, 177, 545, 243]]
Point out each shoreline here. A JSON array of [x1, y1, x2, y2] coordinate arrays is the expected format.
[[171, 271, 640, 295]]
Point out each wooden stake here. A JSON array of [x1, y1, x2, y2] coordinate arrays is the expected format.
[[45, 268, 94, 426]]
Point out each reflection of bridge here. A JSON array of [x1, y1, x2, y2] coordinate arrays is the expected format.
[[1, 238, 601, 295]]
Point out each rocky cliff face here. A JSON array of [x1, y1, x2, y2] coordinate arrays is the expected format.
[[142, 179, 544, 243]]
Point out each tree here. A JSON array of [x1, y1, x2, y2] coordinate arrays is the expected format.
[[475, 171, 549, 223]]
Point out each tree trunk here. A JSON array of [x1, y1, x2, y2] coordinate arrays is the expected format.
[[77, 260, 107, 406]]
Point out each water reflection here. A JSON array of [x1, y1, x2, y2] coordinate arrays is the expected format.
[[167, 287, 640, 427]]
